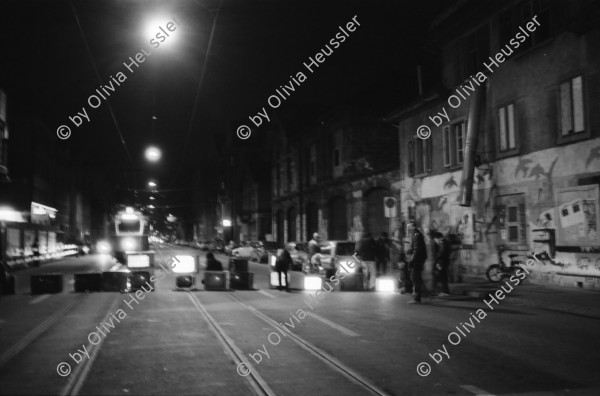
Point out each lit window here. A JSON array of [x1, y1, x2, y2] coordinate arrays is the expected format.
[[560, 76, 585, 136], [498, 103, 517, 151]]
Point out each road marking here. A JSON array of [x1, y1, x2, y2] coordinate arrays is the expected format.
[[187, 293, 276, 396], [0, 299, 79, 368], [460, 385, 496, 395], [29, 294, 51, 304], [306, 312, 359, 337], [230, 294, 389, 396], [61, 296, 121, 396], [257, 290, 276, 299]]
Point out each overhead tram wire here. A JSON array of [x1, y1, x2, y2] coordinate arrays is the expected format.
[[69, 0, 134, 167], [171, 0, 222, 188]]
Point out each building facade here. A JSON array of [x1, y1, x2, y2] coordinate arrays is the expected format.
[[272, 106, 400, 245], [388, 0, 600, 288]]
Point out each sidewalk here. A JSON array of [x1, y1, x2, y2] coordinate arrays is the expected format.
[[448, 276, 600, 319]]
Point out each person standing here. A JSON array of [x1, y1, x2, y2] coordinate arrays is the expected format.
[[406, 220, 427, 303], [432, 231, 451, 296], [357, 232, 377, 290], [276, 244, 293, 291], [307, 233, 321, 273], [205, 252, 223, 271]]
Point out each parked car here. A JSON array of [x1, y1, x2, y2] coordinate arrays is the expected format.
[[288, 242, 309, 272], [256, 241, 280, 263], [313, 240, 361, 277], [231, 242, 255, 259], [196, 240, 210, 250]]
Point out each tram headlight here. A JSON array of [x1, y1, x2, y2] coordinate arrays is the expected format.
[[121, 237, 137, 251]]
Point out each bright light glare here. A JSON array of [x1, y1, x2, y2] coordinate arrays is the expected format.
[[304, 276, 322, 291], [97, 241, 111, 253], [149, 196, 155, 200], [0, 207, 25, 222], [222, 219, 232, 227], [376, 278, 397, 292], [270, 271, 285, 287], [121, 237, 137, 251], [122, 213, 138, 220], [145, 147, 161, 162], [128, 255, 150, 268], [171, 255, 196, 273], [340, 260, 357, 274], [143, 15, 182, 50], [148, 181, 157, 187]]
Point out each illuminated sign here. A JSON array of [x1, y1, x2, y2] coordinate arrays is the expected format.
[[31, 202, 57, 225]]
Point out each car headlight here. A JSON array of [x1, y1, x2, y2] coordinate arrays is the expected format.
[[97, 241, 112, 253]]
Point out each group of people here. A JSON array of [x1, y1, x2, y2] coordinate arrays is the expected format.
[[404, 220, 451, 303], [221, 221, 452, 298]]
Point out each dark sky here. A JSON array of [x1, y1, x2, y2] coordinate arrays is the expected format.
[[0, 0, 447, 212]]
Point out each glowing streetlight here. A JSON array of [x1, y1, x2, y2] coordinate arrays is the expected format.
[[149, 196, 155, 200], [222, 219, 232, 227], [145, 146, 161, 162], [148, 181, 157, 188]]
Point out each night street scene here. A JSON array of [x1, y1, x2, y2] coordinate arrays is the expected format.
[[2, 0, 600, 395]]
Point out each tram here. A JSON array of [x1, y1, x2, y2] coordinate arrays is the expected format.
[[108, 207, 154, 268]]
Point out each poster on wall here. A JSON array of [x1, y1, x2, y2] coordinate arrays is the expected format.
[[458, 210, 474, 248], [557, 185, 599, 246]]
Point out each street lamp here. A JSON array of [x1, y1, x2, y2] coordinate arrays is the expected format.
[[222, 219, 232, 227], [145, 146, 161, 162], [148, 180, 157, 188]]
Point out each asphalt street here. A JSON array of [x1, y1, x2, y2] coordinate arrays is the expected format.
[[1, 244, 599, 395]]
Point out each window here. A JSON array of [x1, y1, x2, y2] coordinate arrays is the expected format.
[[498, 103, 517, 151], [454, 122, 465, 164], [520, 0, 551, 48], [442, 121, 466, 167], [496, 194, 527, 247], [413, 136, 432, 175], [560, 76, 585, 136], [442, 126, 451, 167], [507, 206, 519, 242], [465, 26, 490, 77]]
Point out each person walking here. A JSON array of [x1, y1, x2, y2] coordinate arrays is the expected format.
[[406, 220, 427, 303], [432, 231, 451, 296], [357, 232, 377, 290], [275, 244, 293, 291], [375, 232, 392, 276]]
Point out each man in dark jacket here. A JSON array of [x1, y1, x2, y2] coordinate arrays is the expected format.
[[406, 220, 427, 303], [276, 244, 293, 291], [205, 252, 223, 271], [432, 231, 451, 296]]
